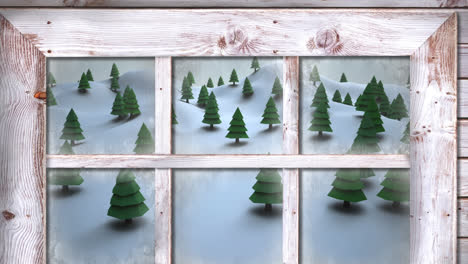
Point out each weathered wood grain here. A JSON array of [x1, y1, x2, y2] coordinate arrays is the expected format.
[[457, 159, 468, 197], [410, 13, 457, 264], [458, 80, 468, 117], [459, 120, 468, 157], [460, 44, 468, 78], [459, 199, 468, 237], [0, 15, 46, 264], [0, 9, 453, 57], [459, 238, 468, 263]]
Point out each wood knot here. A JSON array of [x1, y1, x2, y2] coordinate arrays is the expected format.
[[34, 91, 47, 100], [2, 210, 15, 220], [47, 21, 52, 24], [217, 36, 227, 50], [315, 28, 340, 50]]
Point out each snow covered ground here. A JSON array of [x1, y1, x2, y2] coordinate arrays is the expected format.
[[47, 169, 155, 263]]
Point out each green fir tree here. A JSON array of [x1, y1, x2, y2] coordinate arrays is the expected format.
[[328, 169, 367, 208], [379, 91, 391, 117], [364, 98, 385, 133], [251, 57, 260, 73], [311, 83, 329, 108], [226, 108, 248, 143], [111, 92, 126, 119], [249, 168, 283, 212], [172, 105, 178, 125], [309, 65, 320, 86], [389, 94, 408, 120], [332, 90, 342, 103], [78, 73, 91, 93], [60, 108, 85, 145], [343, 93, 353, 106], [229, 69, 239, 85], [355, 84, 376, 112], [133, 123, 155, 154], [48, 141, 84, 191], [242, 78, 254, 95], [123, 87, 141, 117], [218, 76, 225, 86], [271, 76, 283, 96], [110, 63, 120, 79], [187, 71, 195, 85], [401, 122, 410, 144], [110, 76, 120, 92], [348, 113, 381, 154], [47, 86, 57, 106], [197, 85, 209, 106], [202, 92, 221, 128], [207, 77, 214, 88], [260, 97, 281, 129], [340, 73, 347, 82], [86, 69, 94, 81], [377, 169, 410, 208], [181, 77, 194, 103], [309, 101, 333, 136]]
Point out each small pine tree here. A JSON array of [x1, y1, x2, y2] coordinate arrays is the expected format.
[[271, 76, 283, 96], [107, 170, 149, 223], [172, 105, 178, 125], [376, 80, 387, 102], [78, 73, 91, 93], [332, 90, 342, 103], [48, 141, 84, 191], [309, 65, 320, 86], [364, 98, 385, 133], [348, 113, 381, 154], [202, 92, 221, 128], [47, 86, 57, 106], [311, 83, 329, 108], [355, 84, 376, 112], [242, 78, 254, 95], [187, 71, 195, 85], [328, 169, 367, 208], [355, 94, 362, 108], [226, 108, 248, 143], [218, 76, 225, 86], [249, 168, 283, 212], [308, 101, 333, 136], [197, 85, 209, 106], [377, 169, 410, 208], [180, 77, 194, 103], [251, 57, 260, 73], [343, 93, 353, 106], [261, 97, 281, 129], [389, 94, 408, 120], [401, 122, 410, 144], [110, 76, 120, 92], [340, 73, 347, 82], [111, 92, 126, 119], [110, 63, 120, 79], [133, 123, 155, 154], [206, 77, 214, 88], [60, 108, 85, 145], [123, 87, 141, 117], [379, 92, 391, 117], [229, 69, 239, 85], [86, 69, 94, 81], [48, 72, 56, 87]]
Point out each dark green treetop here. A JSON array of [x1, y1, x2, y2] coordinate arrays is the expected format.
[[355, 85, 376, 112], [47, 72, 56, 87], [60, 108, 85, 145], [110, 76, 120, 92], [172, 104, 178, 125], [260, 97, 281, 129], [340, 73, 347, 82], [327, 169, 367, 207], [133, 123, 155, 154], [271, 76, 283, 96], [197, 85, 209, 106], [370, 75, 377, 84], [111, 92, 126, 118], [332, 90, 342, 103], [226, 107, 248, 143], [202, 92, 221, 128], [308, 101, 333, 136], [107, 169, 149, 222], [187, 71, 195, 85], [343, 93, 353, 106], [123, 87, 141, 116], [249, 168, 283, 211], [364, 98, 385, 133], [401, 122, 410, 144], [377, 169, 410, 206], [47, 86, 57, 106], [207, 77, 214, 88], [242, 78, 254, 95], [348, 112, 381, 154], [311, 83, 329, 108], [378, 91, 391, 117], [78, 73, 91, 92], [229, 69, 239, 85], [86, 69, 94, 81], [309, 65, 320, 85], [389, 94, 408, 120], [110, 63, 120, 79], [355, 94, 362, 109], [218, 76, 225, 86], [181, 77, 194, 103], [251, 57, 260, 73]]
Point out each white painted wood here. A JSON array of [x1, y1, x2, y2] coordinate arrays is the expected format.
[[458, 199, 468, 237], [459, 239, 468, 263], [459, 120, 468, 157], [0, 14, 46, 264], [0, 9, 453, 57], [460, 44, 468, 78], [457, 159, 468, 197], [410, 13, 457, 264], [458, 80, 468, 117], [282, 56, 299, 264], [155, 57, 172, 155]]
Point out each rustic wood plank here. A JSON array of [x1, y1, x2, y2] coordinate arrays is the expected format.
[[459, 120, 468, 157], [459, 238, 468, 263], [0, 0, 466, 7], [283, 56, 299, 264], [0, 9, 453, 57], [458, 80, 468, 117], [154, 57, 172, 264], [0, 14, 46, 264], [459, 198, 468, 237], [460, 44, 468, 78], [457, 159, 468, 197], [410, 13, 457, 264], [46, 154, 410, 168]]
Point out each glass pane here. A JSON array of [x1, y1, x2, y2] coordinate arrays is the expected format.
[[300, 169, 410, 263], [173, 169, 283, 263], [300, 57, 410, 154], [47, 169, 155, 263], [46, 58, 155, 154], [172, 57, 283, 154]]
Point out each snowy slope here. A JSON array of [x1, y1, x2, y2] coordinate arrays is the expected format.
[[47, 70, 155, 154]]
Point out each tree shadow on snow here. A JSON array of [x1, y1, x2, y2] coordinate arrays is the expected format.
[[105, 217, 148, 233], [377, 202, 410, 216], [362, 178, 376, 189], [200, 126, 220, 132], [248, 206, 282, 219], [328, 201, 366, 216], [49, 186, 83, 199], [225, 141, 249, 147], [310, 133, 332, 141], [259, 125, 281, 134]]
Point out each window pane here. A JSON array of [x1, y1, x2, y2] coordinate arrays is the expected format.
[[300, 57, 410, 154], [172, 57, 283, 154], [301, 169, 410, 263], [173, 169, 283, 263], [47, 169, 155, 263], [46, 58, 155, 154]]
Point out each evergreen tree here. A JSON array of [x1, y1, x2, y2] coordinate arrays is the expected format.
[[218, 76, 225, 86], [110, 63, 120, 79], [47, 72, 56, 87], [172, 105, 178, 125], [202, 92, 221, 128], [260, 97, 281, 129], [187, 71, 195, 85], [332, 90, 342, 103], [111, 92, 126, 119], [60, 109, 85, 145], [206, 77, 214, 88], [86, 69, 94, 81], [180, 77, 194, 103], [389, 94, 408, 120], [226, 108, 248, 143], [110, 76, 120, 92], [355, 94, 362, 109], [340, 73, 347, 82], [343, 93, 353, 106], [401, 122, 410, 144], [311, 83, 329, 108], [47, 86, 57, 106], [377, 169, 410, 208], [364, 98, 385, 133], [379, 91, 391, 117], [348, 113, 381, 154], [78, 73, 91, 93], [107, 169, 149, 223], [242, 78, 254, 95], [229, 69, 239, 85], [309, 65, 320, 86], [355, 85, 376, 112], [251, 57, 260, 73], [271, 76, 283, 96], [133, 123, 155, 154], [124, 87, 141, 117], [249, 168, 283, 212], [309, 101, 333, 136], [197, 85, 209, 106], [376, 80, 387, 102], [48, 141, 84, 191], [328, 169, 367, 208]]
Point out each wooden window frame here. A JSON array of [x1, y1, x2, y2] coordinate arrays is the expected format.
[[0, 9, 457, 264]]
